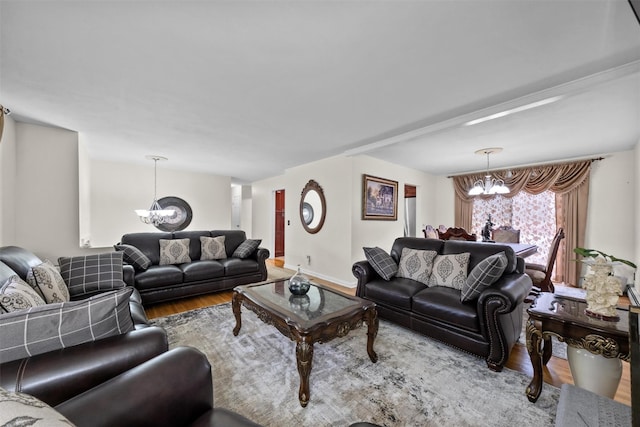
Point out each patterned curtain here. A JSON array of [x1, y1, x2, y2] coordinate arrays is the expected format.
[[453, 159, 593, 286]]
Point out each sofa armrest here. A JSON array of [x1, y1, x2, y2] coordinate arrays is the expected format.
[[352, 260, 379, 298], [56, 347, 214, 427], [0, 326, 168, 406], [251, 247, 270, 280], [477, 273, 532, 311], [123, 263, 135, 286], [525, 262, 546, 272]]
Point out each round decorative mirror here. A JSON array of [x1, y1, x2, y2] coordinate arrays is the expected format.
[[299, 179, 326, 234]]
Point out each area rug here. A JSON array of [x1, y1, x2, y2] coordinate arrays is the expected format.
[[151, 303, 559, 427]]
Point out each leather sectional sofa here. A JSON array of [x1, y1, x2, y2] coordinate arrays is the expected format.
[[118, 230, 270, 306], [353, 237, 533, 371]]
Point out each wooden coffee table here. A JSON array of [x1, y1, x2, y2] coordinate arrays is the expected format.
[[232, 279, 378, 407]]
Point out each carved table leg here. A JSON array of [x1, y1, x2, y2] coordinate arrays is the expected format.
[[542, 336, 552, 365], [525, 317, 544, 403], [365, 307, 379, 363], [232, 291, 243, 336], [296, 337, 314, 407]]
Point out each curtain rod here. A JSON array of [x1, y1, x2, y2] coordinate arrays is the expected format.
[[446, 156, 605, 179]]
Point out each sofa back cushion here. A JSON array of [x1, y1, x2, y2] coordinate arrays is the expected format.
[[120, 232, 173, 265], [0, 246, 43, 282], [442, 240, 517, 274], [390, 238, 444, 265], [211, 230, 247, 257], [173, 230, 212, 261]]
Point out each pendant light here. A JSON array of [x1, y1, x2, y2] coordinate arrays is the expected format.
[[134, 155, 175, 225], [468, 148, 509, 196]]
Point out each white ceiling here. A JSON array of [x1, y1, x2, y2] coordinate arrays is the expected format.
[[1, 0, 639, 183]]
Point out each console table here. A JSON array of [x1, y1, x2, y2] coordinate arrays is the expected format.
[[525, 292, 630, 403]]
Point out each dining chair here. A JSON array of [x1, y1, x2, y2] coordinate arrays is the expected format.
[[525, 228, 565, 294], [423, 225, 439, 239], [491, 226, 521, 243], [437, 227, 477, 241]]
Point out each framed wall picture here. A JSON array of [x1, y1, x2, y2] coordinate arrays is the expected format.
[[362, 174, 398, 220]]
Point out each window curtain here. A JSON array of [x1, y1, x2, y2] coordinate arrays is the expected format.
[[452, 160, 593, 286]]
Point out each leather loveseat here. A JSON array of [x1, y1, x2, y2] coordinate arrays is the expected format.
[[118, 230, 270, 306], [352, 237, 532, 371], [0, 245, 169, 405]]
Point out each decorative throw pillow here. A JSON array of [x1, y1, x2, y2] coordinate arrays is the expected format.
[[363, 247, 398, 281], [0, 387, 74, 426], [200, 235, 227, 260], [428, 253, 471, 290], [29, 260, 70, 304], [159, 238, 191, 265], [114, 244, 152, 271], [58, 252, 126, 298], [461, 252, 508, 302], [0, 275, 46, 313], [232, 239, 261, 259], [396, 248, 438, 286], [0, 287, 134, 364]]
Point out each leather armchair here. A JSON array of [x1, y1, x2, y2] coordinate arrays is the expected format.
[[56, 346, 263, 427]]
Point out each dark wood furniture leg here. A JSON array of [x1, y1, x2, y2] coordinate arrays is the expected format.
[[365, 307, 379, 363], [232, 291, 243, 336], [525, 317, 544, 402], [295, 337, 314, 408]]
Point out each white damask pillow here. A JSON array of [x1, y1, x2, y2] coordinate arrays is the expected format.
[[159, 239, 191, 265], [200, 236, 227, 260], [428, 253, 471, 290], [29, 260, 70, 303], [0, 275, 46, 313], [396, 248, 438, 286]]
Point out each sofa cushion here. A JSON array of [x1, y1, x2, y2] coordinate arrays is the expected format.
[[428, 253, 470, 290], [58, 252, 126, 298], [181, 260, 225, 283], [211, 230, 247, 257], [0, 287, 134, 363], [232, 239, 261, 259], [461, 252, 508, 302], [0, 387, 74, 426], [200, 236, 227, 260], [0, 275, 46, 313], [396, 248, 437, 286], [159, 239, 191, 265], [28, 260, 71, 304], [363, 277, 425, 310], [133, 265, 184, 291], [221, 258, 260, 276], [412, 286, 480, 333], [114, 244, 152, 271], [363, 247, 397, 281], [173, 230, 212, 261], [442, 240, 517, 274], [120, 232, 173, 265]]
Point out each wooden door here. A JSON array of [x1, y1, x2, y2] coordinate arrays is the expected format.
[[274, 189, 285, 257]]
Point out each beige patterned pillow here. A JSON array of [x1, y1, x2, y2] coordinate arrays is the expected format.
[[428, 253, 470, 290], [30, 260, 70, 303], [396, 248, 438, 286], [159, 238, 191, 265], [200, 236, 227, 260], [0, 387, 74, 426], [0, 275, 46, 312]]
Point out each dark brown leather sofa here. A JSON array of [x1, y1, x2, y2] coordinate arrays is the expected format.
[[119, 230, 269, 306], [352, 237, 532, 371]]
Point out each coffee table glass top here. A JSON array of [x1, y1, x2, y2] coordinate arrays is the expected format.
[[241, 279, 361, 321]]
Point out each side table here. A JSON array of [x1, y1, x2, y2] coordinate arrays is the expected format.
[[525, 292, 630, 403]]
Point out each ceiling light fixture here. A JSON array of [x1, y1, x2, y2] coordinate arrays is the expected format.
[[134, 155, 175, 226], [468, 148, 509, 196], [464, 96, 563, 127]]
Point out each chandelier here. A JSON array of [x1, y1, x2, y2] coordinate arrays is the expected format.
[[134, 155, 175, 226], [468, 148, 510, 196]]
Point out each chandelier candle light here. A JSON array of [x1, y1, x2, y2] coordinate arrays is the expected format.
[[468, 148, 510, 196], [135, 155, 175, 226]]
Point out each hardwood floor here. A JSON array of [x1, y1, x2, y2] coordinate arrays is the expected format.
[[144, 261, 631, 406]]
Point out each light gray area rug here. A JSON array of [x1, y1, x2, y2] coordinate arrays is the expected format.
[[151, 303, 559, 427]]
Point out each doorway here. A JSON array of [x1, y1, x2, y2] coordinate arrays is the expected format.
[[274, 189, 285, 257], [404, 184, 416, 237]]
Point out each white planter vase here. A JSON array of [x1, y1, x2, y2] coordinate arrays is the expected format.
[[567, 346, 622, 398]]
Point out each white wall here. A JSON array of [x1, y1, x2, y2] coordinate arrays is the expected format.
[[0, 115, 17, 246]]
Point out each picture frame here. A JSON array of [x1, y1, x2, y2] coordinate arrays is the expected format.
[[362, 174, 398, 220]]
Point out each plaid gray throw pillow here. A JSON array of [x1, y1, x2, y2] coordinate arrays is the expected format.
[[114, 244, 152, 271], [363, 247, 398, 281], [58, 252, 125, 298], [232, 239, 261, 259], [0, 287, 134, 364], [461, 252, 508, 302]]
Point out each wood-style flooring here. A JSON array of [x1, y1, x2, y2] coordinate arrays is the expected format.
[[145, 261, 631, 407]]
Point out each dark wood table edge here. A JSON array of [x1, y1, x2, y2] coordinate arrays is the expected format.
[[231, 282, 379, 407]]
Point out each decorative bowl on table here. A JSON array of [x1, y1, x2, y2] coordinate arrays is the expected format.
[[289, 266, 311, 295]]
